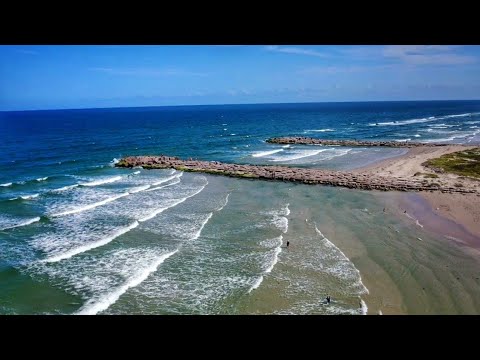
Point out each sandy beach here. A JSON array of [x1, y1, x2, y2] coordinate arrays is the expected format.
[[355, 145, 480, 247]]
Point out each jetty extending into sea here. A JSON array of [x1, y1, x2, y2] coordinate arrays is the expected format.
[[116, 151, 479, 195]]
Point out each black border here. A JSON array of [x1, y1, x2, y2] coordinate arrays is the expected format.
[[2, 5, 479, 44]]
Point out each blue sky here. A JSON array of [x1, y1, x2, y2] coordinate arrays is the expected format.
[[1, 45, 479, 110]]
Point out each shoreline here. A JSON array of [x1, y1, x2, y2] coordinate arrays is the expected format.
[[354, 145, 480, 247]]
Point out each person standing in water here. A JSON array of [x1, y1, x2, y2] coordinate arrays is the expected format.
[[286, 241, 290, 248], [326, 295, 331, 304]]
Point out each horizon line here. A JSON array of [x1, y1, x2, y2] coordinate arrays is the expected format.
[[2, 98, 480, 113]]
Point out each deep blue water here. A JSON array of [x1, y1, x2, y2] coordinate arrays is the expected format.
[[1, 100, 480, 314]]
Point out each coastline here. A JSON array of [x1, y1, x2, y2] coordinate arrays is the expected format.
[[354, 145, 480, 248]]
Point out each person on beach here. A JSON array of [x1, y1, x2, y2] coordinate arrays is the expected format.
[[326, 295, 331, 304], [286, 241, 290, 248]]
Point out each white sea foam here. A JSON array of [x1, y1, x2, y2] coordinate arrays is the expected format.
[[370, 117, 435, 126], [190, 213, 213, 241], [251, 149, 284, 158], [0, 182, 12, 187], [282, 144, 291, 148], [248, 276, 264, 293], [52, 184, 79, 192], [314, 224, 369, 294], [414, 134, 421, 137], [51, 192, 130, 217], [271, 149, 327, 162], [36, 177, 48, 182], [145, 178, 181, 192], [109, 158, 119, 167], [79, 176, 123, 187], [151, 173, 183, 186], [370, 112, 479, 127], [43, 221, 140, 263], [248, 235, 283, 293], [76, 249, 179, 315], [395, 138, 411, 142], [360, 298, 368, 315], [129, 185, 151, 194], [139, 181, 207, 222], [0, 217, 41, 231], [265, 236, 283, 273], [133, 171, 141, 175], [405, 213, 424, 228], [216, 193, 230, 212], [305, 128, 335, 132], [20, 193, 40, 200]]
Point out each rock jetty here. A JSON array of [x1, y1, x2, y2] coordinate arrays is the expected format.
[[266, 137, 454, 148], [116, 156, 478, 194]]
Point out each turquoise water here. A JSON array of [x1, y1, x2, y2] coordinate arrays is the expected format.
[[1, 101, 480, 314]]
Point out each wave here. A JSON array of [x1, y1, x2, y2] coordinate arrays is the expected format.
[[216, 193, 230, 212], [36, 177, 48, 182], [414, 134, 421, 137], [190, 213, 213, 241], [251, 149, 284, 158], [369, 117, 436, 127], [133, 171, 141, 175], [304, 128, 335, 132], [42, 221, 140, 263], [139, 181, 207, 222], [314, 224, 369, 294], [51, 192, 130, 217], [0, 183, 12, 187], [151, 172, 183, 186], [0, 217, 41, 231], [282, 144, 291, 148], [129, 185, 151, 194], [370, 112, 480, 127], [145, 178, 181, 192], [76, 249, 179, 315], [79, 176, 123, 187], [21, 194, 40, 200], [248, 235, 283, 293], [359, 298, 368, 315], [109, 158, 119, 167], [271, 149, 327, 162], [52, 184, 79, 192], [395, 138, 411, 142], [151, 173, 183, 186]]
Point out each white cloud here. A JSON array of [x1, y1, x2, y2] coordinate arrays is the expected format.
[[383, 45, 475, 65], [89, 67, 208, 77], [265, 45, 326, 58]]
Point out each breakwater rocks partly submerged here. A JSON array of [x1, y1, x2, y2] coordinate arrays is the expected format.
[[116, 156, 478, 194], [266, 137, 454, 148]]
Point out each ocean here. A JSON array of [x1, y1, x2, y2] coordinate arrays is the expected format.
[[1, 100, 480, 315]]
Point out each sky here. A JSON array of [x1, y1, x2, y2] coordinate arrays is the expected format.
[[0, 45, 479, 111]]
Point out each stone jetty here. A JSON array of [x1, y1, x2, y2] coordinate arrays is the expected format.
[[116, 155, 478, 194], [266, 137, 455, 148]]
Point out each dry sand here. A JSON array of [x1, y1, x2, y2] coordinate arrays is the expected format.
[[356, 145, 480, 246]]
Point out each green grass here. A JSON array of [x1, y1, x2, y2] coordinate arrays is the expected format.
[[423, 148, 480, 179]]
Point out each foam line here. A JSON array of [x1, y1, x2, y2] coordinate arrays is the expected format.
[[42, 221, 140, 263], [51, 192, 130, 217], [0, 217, 41, 231], [139, 181, 207, 222], [76, 249, 179, 315], [314, 224, 369, 294]]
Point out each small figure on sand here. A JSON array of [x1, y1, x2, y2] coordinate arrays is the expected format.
[[286, 241, 290, 248], [326, 295, 331, 304], [404, 210, 407, 214]]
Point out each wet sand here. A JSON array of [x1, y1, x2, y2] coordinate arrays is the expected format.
[[355, 145, 480, 245]]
